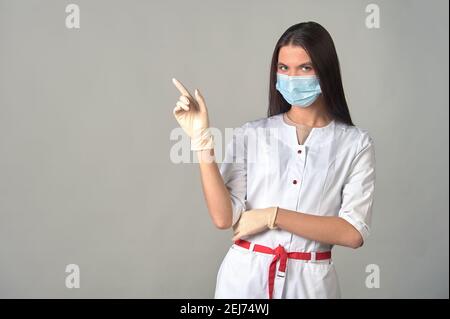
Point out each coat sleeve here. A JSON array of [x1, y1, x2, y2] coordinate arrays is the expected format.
[[338, 131, 376, 245], [219, 123, 248, 227]]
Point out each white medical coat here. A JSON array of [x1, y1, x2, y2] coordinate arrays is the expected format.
[[214, 112, 376, 299]]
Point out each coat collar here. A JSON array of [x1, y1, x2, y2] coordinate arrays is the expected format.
[[274, 112, 337, 148]]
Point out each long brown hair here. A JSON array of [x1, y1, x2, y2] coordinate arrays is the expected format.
[[268, 21, 354, 126]]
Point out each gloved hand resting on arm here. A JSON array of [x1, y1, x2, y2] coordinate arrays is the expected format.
[[232, 207, 279, 241], [172, 78, 214, 151]]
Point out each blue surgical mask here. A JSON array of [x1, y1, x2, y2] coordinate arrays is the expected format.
[[275, 73, 322, 107]]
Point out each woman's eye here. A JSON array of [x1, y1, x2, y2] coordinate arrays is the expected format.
[[279, 65, 288, 71], [302, 66, 312, 72]]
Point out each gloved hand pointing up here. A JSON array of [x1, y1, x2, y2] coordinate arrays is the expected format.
[[172, 78, 214, 151]]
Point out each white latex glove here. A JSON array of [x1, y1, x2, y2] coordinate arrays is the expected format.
[[232, 207, 279, 242], [172, 78, 214, 151]]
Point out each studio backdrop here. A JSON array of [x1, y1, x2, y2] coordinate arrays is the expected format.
[[0, 0, 448, 298]]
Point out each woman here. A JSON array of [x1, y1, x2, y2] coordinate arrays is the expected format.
[[172, 21, 376, 299]]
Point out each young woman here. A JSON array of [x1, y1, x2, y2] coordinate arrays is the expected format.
[[172, 21, 376, 299]]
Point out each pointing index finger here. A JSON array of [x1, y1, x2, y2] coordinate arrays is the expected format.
[[172, 78, 193, 99]]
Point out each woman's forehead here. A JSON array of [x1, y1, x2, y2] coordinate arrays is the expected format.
[[278, 45, 311, 64]]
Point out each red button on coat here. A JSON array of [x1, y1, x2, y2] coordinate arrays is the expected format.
[[297, 149, 302, 154], [292, 179, 298, 184]]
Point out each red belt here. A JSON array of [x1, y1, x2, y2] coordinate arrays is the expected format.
[[234, 239, 332, 299]]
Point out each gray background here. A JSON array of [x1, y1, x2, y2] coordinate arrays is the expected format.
[[0, 0, 448, 298]]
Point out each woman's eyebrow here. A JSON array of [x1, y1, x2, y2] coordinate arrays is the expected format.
[[277, 62, 313, 66]]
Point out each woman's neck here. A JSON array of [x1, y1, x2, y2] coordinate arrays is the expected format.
[[286, 95, 331, 127]]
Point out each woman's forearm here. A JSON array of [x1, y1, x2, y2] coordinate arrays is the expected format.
[[275, 208, 363, 249], [196, 149, 233, 229]]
